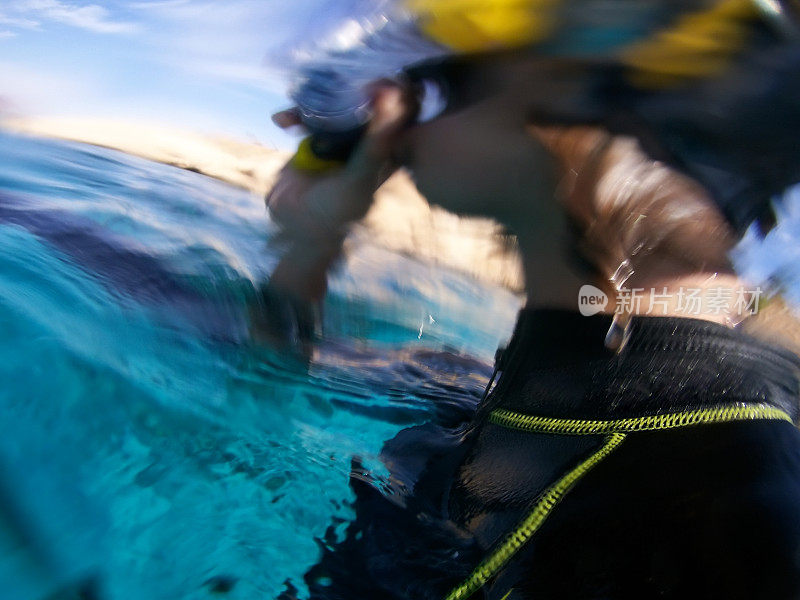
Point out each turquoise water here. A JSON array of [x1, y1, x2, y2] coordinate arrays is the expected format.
[[2, 130, 799, 600], [0, 131, 521, 599]]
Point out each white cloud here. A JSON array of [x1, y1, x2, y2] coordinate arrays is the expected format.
[[7, 0, 138, 34], [128, 0, 192, 11], [0, 59, 102, 114], [0, 30, 19, 39], [0, 13, 41, 29], [126, 0, 314, 90]]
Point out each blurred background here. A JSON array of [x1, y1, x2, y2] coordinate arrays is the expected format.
[[0, 2, 522, 599], [1, 1, 799, 599], [1, 0, 310, 147]]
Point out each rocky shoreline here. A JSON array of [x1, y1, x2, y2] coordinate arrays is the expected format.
[[3, 117, 524, 292]]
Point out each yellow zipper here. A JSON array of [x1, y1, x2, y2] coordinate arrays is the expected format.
[[489, 404, 791, 436], [444, 403, 791, 599], [444, 433, 627, 600]]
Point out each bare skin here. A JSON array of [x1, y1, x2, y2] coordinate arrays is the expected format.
[[265, 80, 752, 329]]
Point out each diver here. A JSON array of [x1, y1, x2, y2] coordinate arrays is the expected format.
[[259, 1, 800, 598]]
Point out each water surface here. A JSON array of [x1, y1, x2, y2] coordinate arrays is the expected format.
[[0, 131, 520, 600]]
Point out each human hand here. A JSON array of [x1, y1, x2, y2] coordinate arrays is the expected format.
[[266, 83, 414, 241], [252, 84, 415, 355]]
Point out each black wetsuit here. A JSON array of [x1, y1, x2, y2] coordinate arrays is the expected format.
[[286, 310, 800, 600]]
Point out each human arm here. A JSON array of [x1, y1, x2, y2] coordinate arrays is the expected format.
[[251, 86, 412, 349]]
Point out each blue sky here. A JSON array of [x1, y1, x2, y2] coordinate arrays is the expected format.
[[0, 0, 356, 149]]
